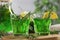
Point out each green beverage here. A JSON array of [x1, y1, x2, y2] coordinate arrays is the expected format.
[[12, 13, 30, 35], [34, 18, 51, 35], [0, 4, 12, 33]]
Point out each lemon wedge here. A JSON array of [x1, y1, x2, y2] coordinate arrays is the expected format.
[[42, 11, 58, 19], [50, 12, 58, 19], [20, 11, 29, 19], [42, 11, 49, 19]]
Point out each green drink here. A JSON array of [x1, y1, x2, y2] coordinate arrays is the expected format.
[[12, 13, 30, 35], [0, 4, 12, 33], [34, 18, 51, 35]]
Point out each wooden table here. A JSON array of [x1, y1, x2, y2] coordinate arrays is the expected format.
[[35, 34, 59, 40], [1, 34, 60, 40], [1, 35, 28, 40]]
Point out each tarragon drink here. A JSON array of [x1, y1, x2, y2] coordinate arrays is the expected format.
[[34, 18, 51, 35]]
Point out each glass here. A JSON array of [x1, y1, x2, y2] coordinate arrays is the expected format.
[[34, 18, 51, 35], [32, 14, 51, 35], [0, 2, 12, 33], [11, 13, 30, 35]]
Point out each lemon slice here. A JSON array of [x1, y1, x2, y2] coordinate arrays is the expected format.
[[50, 12, 58, 19], [42, 11, 49, 19], [20, 11, 29, 19], [42, 11, 58, 19]]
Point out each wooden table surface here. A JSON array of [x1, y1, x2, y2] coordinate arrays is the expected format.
[[1, 34, 60, 40]]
